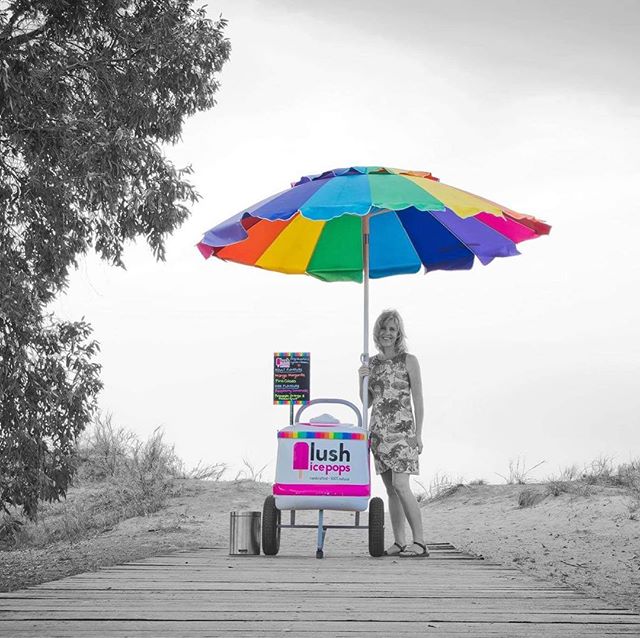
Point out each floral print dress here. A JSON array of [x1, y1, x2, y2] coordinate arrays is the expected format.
[[369, 352, 419, 475]]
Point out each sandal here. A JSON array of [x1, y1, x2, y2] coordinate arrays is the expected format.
[[384, 542, 406, 556], [399, 541, 429, 558]]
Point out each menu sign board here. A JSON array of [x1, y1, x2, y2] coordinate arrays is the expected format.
[[273, 352, 310, 405]]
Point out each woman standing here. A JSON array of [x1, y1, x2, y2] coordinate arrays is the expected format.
[[358, 309, 428, 557]]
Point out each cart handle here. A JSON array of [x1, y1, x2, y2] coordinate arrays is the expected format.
[[295, 398, 363, 430]]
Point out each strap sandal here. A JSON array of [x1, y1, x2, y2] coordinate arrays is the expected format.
[[383, 542, 406, 556], [399, 541, 429, 558]]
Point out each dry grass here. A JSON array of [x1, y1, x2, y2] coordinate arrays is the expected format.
[[495, 457, 546, 484], [173, 459, 228, 481], [413, 473, 465, 503], [233, 458, 269, 482], [544, 456, 640, 519], [414, 456, 640, 518], [545, 479, 571, 497], [517, 487, 546, 508], [0, 479, 273, 593], [0, 415, 226, 549]]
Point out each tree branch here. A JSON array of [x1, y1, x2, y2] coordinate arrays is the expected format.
[[0, 3, 28, 40], [0, 17, 56, 51]]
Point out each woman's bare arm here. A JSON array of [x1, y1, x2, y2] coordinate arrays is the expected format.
[[358, 364, 374, 407]]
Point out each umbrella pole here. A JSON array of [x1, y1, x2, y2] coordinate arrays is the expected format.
[[362, 214, 370, 431]]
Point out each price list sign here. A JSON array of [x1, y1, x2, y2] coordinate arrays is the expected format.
[[273, 352, 310, 405]]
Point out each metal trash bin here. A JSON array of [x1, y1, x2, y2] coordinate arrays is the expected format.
[[229, 511, 261, 555]]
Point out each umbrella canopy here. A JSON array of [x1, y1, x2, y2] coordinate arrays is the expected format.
[[197, 166, 550, 281], [198, 166, 551, 428]]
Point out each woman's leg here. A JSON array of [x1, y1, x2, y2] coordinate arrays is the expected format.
[[380, 469, 406, 548], [391, 471, 424, 546]]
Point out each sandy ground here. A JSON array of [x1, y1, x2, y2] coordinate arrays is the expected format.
[[1, 480, 638, 613], [0, 480, 272, 593], [422, 483, 640, 613]]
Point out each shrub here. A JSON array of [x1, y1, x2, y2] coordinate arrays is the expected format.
[[518, 488, 545, 508], [115, 428, 180, 514], [546, 480, 571, 497], [413, 473, 465, 503], [496, 457, 545, 484], [582, 456, 617, 485], [1, 417, 225, 548], [616, 459, 640, 490], [75, 413, 136, 481], [577, 457, 640, 498], [0, 514, 23, 545], [75, 418, 180, 514], [569, 481, 594, 498], [557, 465, 581, 481], [617, 459, 640, 518], [234, 459, 268, 482], [173, 459, 227, 481]]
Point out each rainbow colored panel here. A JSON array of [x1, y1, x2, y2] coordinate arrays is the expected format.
[[274, 352, 307, 357], [278, 431, 366, 440], [198, 166, 550, 280]]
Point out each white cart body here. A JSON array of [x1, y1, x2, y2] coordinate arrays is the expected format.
[[273, 413, 370, 512]]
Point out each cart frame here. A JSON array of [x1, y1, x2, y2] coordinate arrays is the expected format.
[[263, 398, 385, 558]]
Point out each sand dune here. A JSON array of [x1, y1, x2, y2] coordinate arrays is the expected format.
[[422, 483, 640, 613]]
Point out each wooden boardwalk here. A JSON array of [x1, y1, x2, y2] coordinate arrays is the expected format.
[[1, 536, 639, 637]]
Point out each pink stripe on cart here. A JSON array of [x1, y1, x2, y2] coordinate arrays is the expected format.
[[273, 483, 370, 497]]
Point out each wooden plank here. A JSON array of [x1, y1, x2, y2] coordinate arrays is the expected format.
[[1, 594, 610, 605], [47, 575, 558, 583], [2, 591, 591, 600], [2, 620, 640, 636], [2, 607, 640, 622], [15, 580, 596, 595], [0, 593, 631, 610], [2, 599, 638, 624]]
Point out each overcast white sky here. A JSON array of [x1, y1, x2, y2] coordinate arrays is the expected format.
[[54, 0, 640, 494]]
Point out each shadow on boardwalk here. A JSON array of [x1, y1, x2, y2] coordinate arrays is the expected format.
[[1, 525, 639, 638]]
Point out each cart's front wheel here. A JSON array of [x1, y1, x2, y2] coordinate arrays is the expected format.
[[262, 495, 281, 556], [368, 497, 385, 557]]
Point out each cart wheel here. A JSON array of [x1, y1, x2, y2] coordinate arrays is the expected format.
[[368, 497, 385, 557], [262, 495, 281, 556]]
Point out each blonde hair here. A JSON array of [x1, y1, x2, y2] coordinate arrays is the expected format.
[[373, 309, 407, 354]]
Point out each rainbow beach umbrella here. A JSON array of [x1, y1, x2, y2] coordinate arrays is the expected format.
[[198, 166, 551, 425]]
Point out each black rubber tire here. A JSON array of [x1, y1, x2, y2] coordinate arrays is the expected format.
[[368, 497, 385, 557], [261, 495, 281, 556]]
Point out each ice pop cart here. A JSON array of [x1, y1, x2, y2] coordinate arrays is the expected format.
[[262, 399, 385, 558]]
